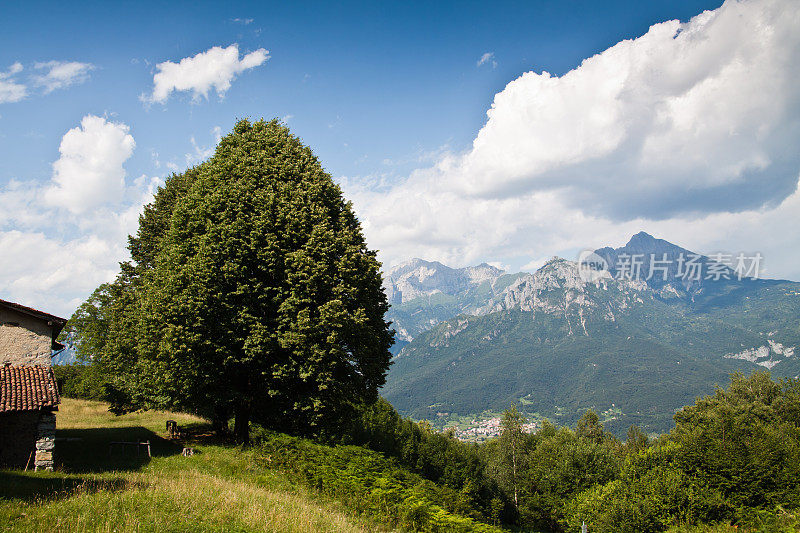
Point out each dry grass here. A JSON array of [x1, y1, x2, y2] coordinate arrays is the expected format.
[[0, 399, 386, 533], [2, 470, 373, 532], [56, 398, 204, 431]]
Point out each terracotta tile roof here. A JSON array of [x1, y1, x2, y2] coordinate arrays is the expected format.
[[0, 365, 60, 412]]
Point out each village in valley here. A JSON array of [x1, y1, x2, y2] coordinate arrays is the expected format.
[[438, 412, 540, 443], [440, 405, 623, 442]]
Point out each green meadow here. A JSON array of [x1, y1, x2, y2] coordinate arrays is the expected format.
[[0, 398, 381, 533]]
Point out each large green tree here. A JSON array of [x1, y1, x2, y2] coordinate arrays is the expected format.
[[94, 119, 393, 442]]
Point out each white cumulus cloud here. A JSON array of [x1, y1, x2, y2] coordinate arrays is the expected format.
[[0, 115, 160, 316], [342, 0, 800, 280], [33, 61, 95, 93], [43, 115, 136, 214], [143, 44, 269, 104], [0, 230, 121, 314], [453, 0, 800, 219]]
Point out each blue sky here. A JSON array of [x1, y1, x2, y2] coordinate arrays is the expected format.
[[3, 0, 722, 182], [2, 0, 799, 316]]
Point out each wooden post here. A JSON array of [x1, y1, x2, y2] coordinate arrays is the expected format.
[[146, 441, 151, 458]]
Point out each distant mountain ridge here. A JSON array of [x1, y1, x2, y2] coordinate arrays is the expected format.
[[386, 259, 506, 305], [384, 259, 526, 344], [383, 232, 742, 343], [382, 233, 800, 434]]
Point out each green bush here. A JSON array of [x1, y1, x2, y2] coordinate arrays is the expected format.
[[349, 398, 505, 522], [560, 373, 800, 533], [562, 449, 729, 532], [254, 429, 502, 532], [53, 363, 107, 401], [488, 418, 621, 530], [672, 372, 800, 514]]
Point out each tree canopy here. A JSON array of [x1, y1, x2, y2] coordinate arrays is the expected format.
[[69, 119, 394, 442]]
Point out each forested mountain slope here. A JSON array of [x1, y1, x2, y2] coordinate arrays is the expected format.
[[382, 234, 800, 434]]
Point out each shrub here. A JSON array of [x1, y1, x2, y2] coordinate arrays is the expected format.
[[254, 430, 502, 532]]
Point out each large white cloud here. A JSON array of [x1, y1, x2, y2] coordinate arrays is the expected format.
[[0, 231, 122, 314], [144, 44, 269, 104], [0, 115, 160, 316], [342, 0, 800, 279], [454, 0, 800, 217], [43, 115, 136, 214]]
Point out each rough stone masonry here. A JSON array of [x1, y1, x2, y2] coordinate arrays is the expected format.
[[0, 299, 65, 471]]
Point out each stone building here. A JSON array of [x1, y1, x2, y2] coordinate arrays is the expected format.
[[0, 299, 66, 471]]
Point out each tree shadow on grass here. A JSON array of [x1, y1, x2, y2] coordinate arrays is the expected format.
[[0, 471, 142, 502], [0, 421, 224, 503], [56, 426, 184, 473]]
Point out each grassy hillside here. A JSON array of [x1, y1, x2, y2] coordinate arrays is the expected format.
[[0, 399, 383, 532], [1, 399, 507, 532], [2, 399, 795, 533]]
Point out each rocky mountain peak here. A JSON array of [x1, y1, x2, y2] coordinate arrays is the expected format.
[[627, 230, 656, 246], [532, 258, 586, 289], [594, 232, 712, 291], [598, 231, 690, 258], [385, 259, 505, 305], [463, 263, 505, 284], [388, 258, 448, 278]]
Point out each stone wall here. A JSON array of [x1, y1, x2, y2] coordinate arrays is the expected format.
[[0, 307, 53, 366], [1, 304, 59, 471], [35, 411, 56, 470]]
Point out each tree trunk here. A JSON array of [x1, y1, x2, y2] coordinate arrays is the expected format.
[[511, 441, 518, 509], [212, 406, 230, 437], [234, 403, 250, 445]]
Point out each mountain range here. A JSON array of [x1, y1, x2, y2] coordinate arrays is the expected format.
[[382, 232, 800, 434]]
